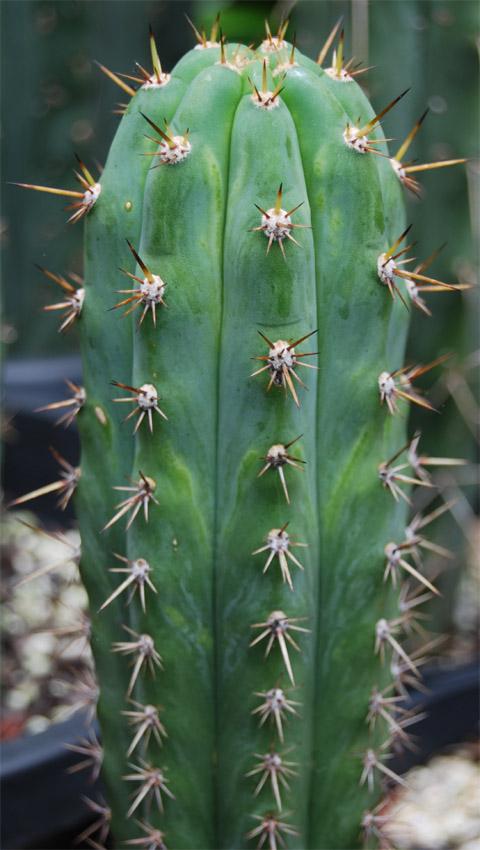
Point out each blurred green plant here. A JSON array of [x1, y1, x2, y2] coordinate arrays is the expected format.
[[1, 0, 192, 356]]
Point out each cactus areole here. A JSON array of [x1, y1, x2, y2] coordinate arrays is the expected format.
[[13, 19, 467, 850]]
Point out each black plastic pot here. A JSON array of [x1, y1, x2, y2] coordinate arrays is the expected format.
[[1, 711, 104, 850], [2, 355, 91, 849], [389, 660, 479, 774], [2, 356, 82, 522]]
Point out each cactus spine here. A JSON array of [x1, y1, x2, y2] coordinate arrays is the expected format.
[[11, 19, 468, 850]]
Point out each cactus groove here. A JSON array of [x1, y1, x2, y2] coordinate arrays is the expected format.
[[11, 18, 468, 850], [84, 37, 409, 848]]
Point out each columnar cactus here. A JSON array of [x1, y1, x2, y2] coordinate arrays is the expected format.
[[11, 18, 468, 850]]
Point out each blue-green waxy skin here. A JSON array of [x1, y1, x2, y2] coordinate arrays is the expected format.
[[78, 45, 235, 841], [79, 74, 188, 837], [279, 60, 408, 847], [78, 42, 409, 849], [215, 61, 319, 846], [129, 59, 245, 848]]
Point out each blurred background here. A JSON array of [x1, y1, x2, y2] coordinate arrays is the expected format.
[[0, 2, 479, 848]]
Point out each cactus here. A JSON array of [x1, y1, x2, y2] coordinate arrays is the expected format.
[[370, 0, 479, 637], [10, 17, 469, 850]]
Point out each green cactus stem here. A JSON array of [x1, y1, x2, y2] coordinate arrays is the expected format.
[[10, 19, 469, 850]]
